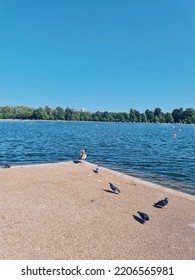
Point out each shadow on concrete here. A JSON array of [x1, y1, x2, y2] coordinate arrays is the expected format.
[[73, 160, 81, 164], [102, 189, 118, 195], [132, 215, 145, 224]]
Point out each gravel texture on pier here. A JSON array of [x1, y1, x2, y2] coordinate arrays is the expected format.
[[0, 161, 195, 260]]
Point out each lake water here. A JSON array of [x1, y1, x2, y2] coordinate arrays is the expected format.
[[0, 120, 195, 195]]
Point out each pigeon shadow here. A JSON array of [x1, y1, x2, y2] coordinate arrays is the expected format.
[[133, 215, 145, 224], [102, 189, 118, 195], [153, 204, 163, 209], [73, 160, 81, 164], [93, 170, 98, 173]]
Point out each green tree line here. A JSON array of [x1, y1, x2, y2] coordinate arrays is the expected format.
[[0, 106, 195, 124]]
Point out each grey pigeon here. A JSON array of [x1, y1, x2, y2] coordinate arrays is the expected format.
[[154, 197, 169, 208], [109, 182, 121, 193], [137, 211, 149, 221], [3, 164, 11, 168], [95, 165, 100, 173]]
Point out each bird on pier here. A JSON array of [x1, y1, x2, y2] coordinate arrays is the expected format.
[[79, 150, 87, 162], [109, 182, 121, 194], [137, 211, 150, 221], [154, 197, 169, 208], [3, 164, 11, 168], [95, 165, 100, 173]]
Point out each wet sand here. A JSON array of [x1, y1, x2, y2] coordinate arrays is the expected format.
[[0, 161, 195, 260]]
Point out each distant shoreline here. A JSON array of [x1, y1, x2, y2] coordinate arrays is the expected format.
[[0, 105, 195, 124], [0, 118, 194, 125]]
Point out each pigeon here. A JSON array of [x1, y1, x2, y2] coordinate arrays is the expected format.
[[95, 165, 100, 173], [109, 182, 121, 193], [137, 211, 150, 221], [154, 197, 169, 208], [3, 164, 11, 168], [79, 150, 87, 161]]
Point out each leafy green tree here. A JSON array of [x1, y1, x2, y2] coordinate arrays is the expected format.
[[95, 111, 103, 121], [72, 111, 80, 121], [45, 106, 54, 120], [32, 107, 49, 120], [80, 112, 90, 121], [107, 114, 115, 122], [159, 115, 165, 123], [102, 111, 109, 121], [134, 110, 141, 122], [129, 109, 137, 122], [51, 109, 57, 120], [140, 113, 147, 123], [191, 115, 195, 124], [84, 111, 92, 121], [91, 114, 99, 121], [55, 106, 65, 120], [165, 112, 174, 123], [172, 108, 184, 123], [123, 112, 129, 122], [115, 112, 126, 122], [65, 107, 74, 120], [12, 106, 34, 119], [0, 106, 14, 119], [154, 108, 165, 123], [154, 108, 162, 117], [153, 116, 159, 123], [183, 108, 195, 124], [145, 109, 154, 123]]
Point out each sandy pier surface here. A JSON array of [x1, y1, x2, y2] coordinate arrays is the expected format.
[[0, 161, 195, 260]]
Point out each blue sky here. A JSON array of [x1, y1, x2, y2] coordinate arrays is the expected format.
[[0, 0, 195, 113]]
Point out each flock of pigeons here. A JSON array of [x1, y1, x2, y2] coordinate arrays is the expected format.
[[2, 164, 11, 168], [95, 164, 169, 224], [2, 159, 169, 224], [137, 197, 169, 223]]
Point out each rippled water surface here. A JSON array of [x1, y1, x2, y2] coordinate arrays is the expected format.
[[0, 121, 195, 195]]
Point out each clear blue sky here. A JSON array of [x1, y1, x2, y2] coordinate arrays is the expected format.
[[0, 0, 195, 113]]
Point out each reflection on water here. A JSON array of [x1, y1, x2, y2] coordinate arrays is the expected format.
[[0, 121, 194, 195]]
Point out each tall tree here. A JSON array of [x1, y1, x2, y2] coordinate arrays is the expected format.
[[129, 109, 137, 122], [65, 107, 74, 120], [45, 106, 54, 120], [154, 108, 162, 117], [55, 106, 65, 120], [145, 109, 154, 123], [183, 108, 195, 124], [164, 112, 174, 123], [140, 113, 147, 123], [172, 108, 184, 123], [32, 107, 49, 120], [0, 106, 14, 119]]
